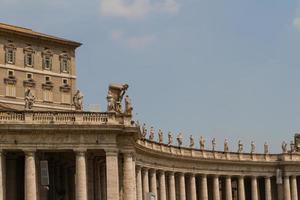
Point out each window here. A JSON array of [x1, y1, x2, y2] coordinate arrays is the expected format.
[[60, 53, 70, 73], [61, 92, 71, 104], [62, 78, 68, 85], [45, 76, 51, 83], [44, 56, 52, 70], [25, 53, 34, 67], [43, 89, 53, 102], [7, 70, 14, 78], [6, 49, 15, 64], [26, 73, 33, 80], [5, 84, 16, 97]]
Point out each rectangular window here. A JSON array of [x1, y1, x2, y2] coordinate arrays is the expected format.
[[6, 49, 15, 64], [25, 53, 34, 67], [43, 56, 52, 70], [5, 84, 16, 97], [61, 92, 71, 104], [62, 78, 68, 85], [45, 76, 51, 83], [26, 73, 33, 80], [7, 70, 14, 78], [43, 90, 53, 102], [60, 58, 69, 73]]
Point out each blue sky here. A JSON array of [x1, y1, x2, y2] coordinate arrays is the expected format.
[[1, 0, 300, 152]]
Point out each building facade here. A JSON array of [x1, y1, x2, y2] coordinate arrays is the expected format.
[[0, 23, 300, 200]]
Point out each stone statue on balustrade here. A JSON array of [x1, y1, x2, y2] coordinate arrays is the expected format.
[[24, 88, 35, 110], [251, 141, 255, 154], [290, 141, 295, 153], [158, 129, 163, 143], [189, 135, 194, 148], [177, 133, 183, 147], [106, 83, 129, 114], [264, 142, 269, 154], [168, 132, 173, 146], [141, 123, 147, 139], [224, 138, 229, 152], [149, 127, 155, 141], [73, 90, 83, 111], [124, 95, 133, 115], [199, 136, 205, 150], [212, 138, 216, 151], [238, 140, 243, 153], [282, 141, 288, 153]]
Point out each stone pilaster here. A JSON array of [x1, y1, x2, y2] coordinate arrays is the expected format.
[[75, 150, 87, 200], [251, 176, 258, 200], [123, 153, 135, 200], [201, 174, 208, 200], [291, 176, 298, 200], [106, 150, 119, 200], [238, 176, 245, 200], [142, 168, 149, 200], [283, 176, 291, 200], [0, 150, 5, 200], [212, 175, 220, 200], [178, 173, 186, 200], [225, 176, 232, 200], [265, 176, 271, 200], [24, 150, 37, 200], [150, 169, 157, 198], [136, 166, 143, 200], [190, 174, 197, 200], [159, 171, 167, 200], [168, 172, 176, 200]]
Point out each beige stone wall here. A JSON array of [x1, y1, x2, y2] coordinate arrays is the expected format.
[[0, 32, 77, 110]]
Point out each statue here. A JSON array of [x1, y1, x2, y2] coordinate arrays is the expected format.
[[141, 123, 147, 139], [251, 141, 255, 154], [238, 140, 243, 153], [212, 138, 216, 151], [199, 136, 205, 150], [177, 133, 183, 147], [189, 135, 194, 148], [264, 142, 269, 154], [149, 127, 155, 141], [73, 90, 83, 110], [168, 132, 173, 146], [106, 83, 128, 113], [290, 141, 295, 153], [158, 129, 163, 143], [24, 88, 35, 110], [124, 95, 133, 115], [282, 141, 288, 153], [224, 138, 229, 152]]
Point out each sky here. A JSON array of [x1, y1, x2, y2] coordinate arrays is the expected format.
[[1, 0, 300, 153]]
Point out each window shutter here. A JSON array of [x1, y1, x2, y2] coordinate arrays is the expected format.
[[60, 58, 63, 73], [5, 50, 8, 64], [12, 51, 16, 64], [32, 54, 34, 67], [49, 57, 52, 71], [24, 54, 27, 66], [40, 161, 49, 186]]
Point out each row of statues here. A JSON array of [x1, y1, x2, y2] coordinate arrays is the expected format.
[[141, 124, 296, 154], [24, 88, 84, 110]]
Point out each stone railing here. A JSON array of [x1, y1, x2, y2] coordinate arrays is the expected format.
[[0, 111, 133, 126], [136, 139, 300, 162]]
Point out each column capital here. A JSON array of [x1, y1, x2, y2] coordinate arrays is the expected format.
[[23, 149, 36, 156], [167, 171, 175, 176], [73, 148, 87, 155], [149, 168, 156, 173], [105, 149, 119, 156]]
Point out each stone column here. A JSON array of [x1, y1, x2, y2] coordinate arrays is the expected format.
[[159, 171, 167, 200], [0, 151, 5, 200], [106, 150, 119, 200], [212, 175, 220, 200], [142, 168, 149, 200], [201, 174, 208, 200], [178, 173, 186, 200], [251, 176, 258, 200], [25, 150, 37, 200], [265, 176, 272, 200], [225, 176, 232, 200], [190, 174, 197, 200], [168, 172, 176, 200], [238, 176, 245, 200], [136, 166, 143, 200], [75, 150, 87, 200], [150, 169, 157, 198], [284, 176, 291, 200], [123, 153, 135, 200], [291, 176, 298, 200]]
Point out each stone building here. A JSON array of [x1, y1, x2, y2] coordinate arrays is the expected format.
[[0, 23, 300, 200]]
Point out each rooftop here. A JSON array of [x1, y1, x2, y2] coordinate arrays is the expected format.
[[0, 23, 81, 48]]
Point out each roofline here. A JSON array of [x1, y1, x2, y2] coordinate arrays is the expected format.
[[0, 23, 82, 48]]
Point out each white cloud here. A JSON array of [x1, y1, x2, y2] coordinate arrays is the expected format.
[[100, 0, 179, 19], [110, 30, 156, 49], [293, 17, 300, 30]]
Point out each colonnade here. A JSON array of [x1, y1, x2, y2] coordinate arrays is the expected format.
[[136, 166, 300, 200]]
